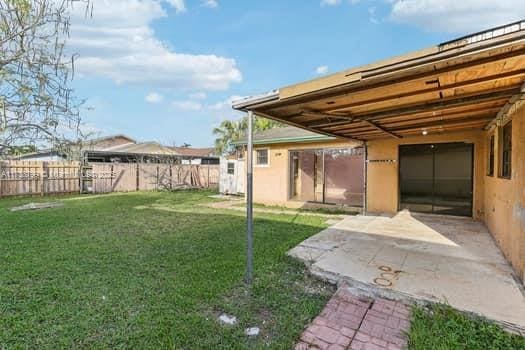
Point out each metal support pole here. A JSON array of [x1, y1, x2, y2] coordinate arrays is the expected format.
[[363, 142, 368, 216], [246, 110, 254, 284]]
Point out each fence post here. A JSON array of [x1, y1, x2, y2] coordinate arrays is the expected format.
[[156, 165, 159, 191], [41, 162, 46, 196], [78, 163, 82, 194], [169, 165, 173, 190], [136, 163, 140, 191]]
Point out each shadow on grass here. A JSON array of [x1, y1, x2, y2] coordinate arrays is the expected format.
[[0, 191, 333, 349]]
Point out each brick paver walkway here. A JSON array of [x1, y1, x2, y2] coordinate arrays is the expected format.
[[296, 287, 411, 350]]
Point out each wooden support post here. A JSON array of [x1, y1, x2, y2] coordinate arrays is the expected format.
[[136, 163, 140, 191], [41, 162, 46, 196]]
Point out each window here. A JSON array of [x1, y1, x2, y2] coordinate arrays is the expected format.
[[487, 134, 495, 176], [500, 121, 512, 179], [227, 162, 235, 175], [256, 149, 269, 166]]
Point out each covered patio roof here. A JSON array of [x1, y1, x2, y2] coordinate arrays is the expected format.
[[233, 21, 525, 141]]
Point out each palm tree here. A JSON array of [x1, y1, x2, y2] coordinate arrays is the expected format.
[[213, 119, 245, 155], [213, 116, 283, 155]]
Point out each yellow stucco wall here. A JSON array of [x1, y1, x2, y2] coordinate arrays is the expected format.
[[484, 104, 525, 281], [247, 119, 524, 282], [250, 139, 361, 206], [366, 130, 486, 220]]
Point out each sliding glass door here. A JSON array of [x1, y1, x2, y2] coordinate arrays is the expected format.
[[399, 143, 473, 216], [289, 148, 364, 206]]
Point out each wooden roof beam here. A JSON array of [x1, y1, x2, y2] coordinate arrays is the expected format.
[[254, 110, 363, 143], [321, 99, 505, 129], [265, 46, 525, 111], [345, 88, 519, 122], [328, 108, 500, 134], [485, 82, 525, 130], [298, 110, 354, 128], [338, 116, 493, 137], [324, 69, 525, 114], [361, 120, 402, 139]]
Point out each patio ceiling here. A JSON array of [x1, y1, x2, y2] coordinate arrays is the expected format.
[[234, 22, 525, 141]]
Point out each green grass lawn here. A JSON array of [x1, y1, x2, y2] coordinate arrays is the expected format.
[[409, 304, 525, 350], [0, 190, 333, 349], [232, 201, 358, 216], [1, 190, 524, 349]]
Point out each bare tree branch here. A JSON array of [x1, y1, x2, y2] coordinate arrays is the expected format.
[[0, 0, 90, 158]]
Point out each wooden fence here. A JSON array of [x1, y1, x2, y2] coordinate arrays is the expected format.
[[0, 161, 80, 197], [0, 161, 219, 198]]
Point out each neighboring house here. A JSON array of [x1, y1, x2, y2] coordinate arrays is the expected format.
[[82, 134, 136, 152], [233, 22, 525, 284], [12, 150, 67, 162], [228, 126, 364, 207], [170, 147, 220, 165], [84, 141, 178, 163], [10, 134, 220, 165], [80, 136, 219, 164]]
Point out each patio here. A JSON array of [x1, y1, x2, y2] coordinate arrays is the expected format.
[[289, 210, 525, 333]]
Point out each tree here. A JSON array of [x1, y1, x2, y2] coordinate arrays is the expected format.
[[213, 115, 284, 155], [0, 0, 89, 157]]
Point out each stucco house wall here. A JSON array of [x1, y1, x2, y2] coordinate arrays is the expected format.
[[251, 139, 361, 206], [365, 110, 524, 282], [484, 103, 525, 281], [365, 130, 486, 220], [246, 120, 524, 283]]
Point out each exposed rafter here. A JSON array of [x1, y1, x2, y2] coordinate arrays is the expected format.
[[254, 110, 363, 143], [347, 88, 518, 122], [485, 82, 525, 131], [361, 120, 402, 139], [324, 68, 525, 114], [261, 46, 525, 112], [322, 107, 502, 133], [338, 116, 493, 137]]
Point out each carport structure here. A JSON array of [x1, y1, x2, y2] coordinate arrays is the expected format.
[[234, 21, 525, 293], [235, 21, 525, 141]]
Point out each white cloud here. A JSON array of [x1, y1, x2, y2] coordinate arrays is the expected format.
[[207, 95, 245, 122], [67, 0, 241, 90], [321, 0, 341, 6], [315, 65, 329, 75], [208, 95, 244, 111], [189, 92, 207, 100], [145, 92, 164, 103], [388, 0, 525, 33], [202, 0, 218, 8], [368, 6, 379, 24], [172, 100, 203, 110], [165, 0, 186, 13]]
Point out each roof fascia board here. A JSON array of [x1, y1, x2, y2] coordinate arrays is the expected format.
[[232, 134, 334, 146]]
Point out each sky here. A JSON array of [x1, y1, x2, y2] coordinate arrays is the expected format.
[[67, 0, 525, 147]]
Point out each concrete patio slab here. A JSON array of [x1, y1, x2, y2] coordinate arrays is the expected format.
[[289, 210, 525, 333]]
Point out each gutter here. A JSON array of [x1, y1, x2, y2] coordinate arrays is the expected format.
[[232, 134, 335, 146], [232, 90, 279, 111]]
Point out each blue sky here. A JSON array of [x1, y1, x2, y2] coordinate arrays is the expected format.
[[68, 0, 525, 147]]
